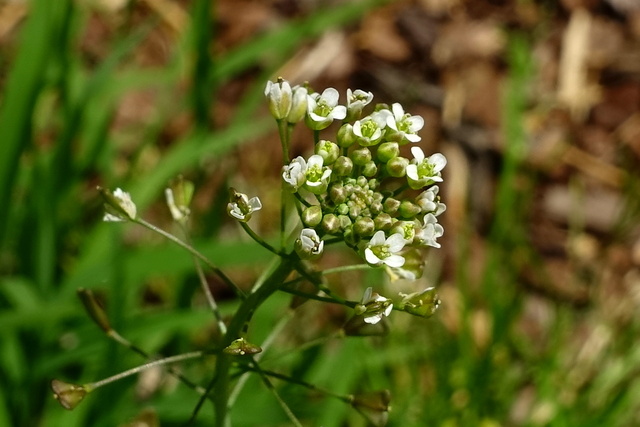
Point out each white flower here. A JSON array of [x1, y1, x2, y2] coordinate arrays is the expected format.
[[303, 155, 332, 194], [352, 114, 385, 146], [391, 220, 418, 244], [346, 88, 373, 120], [287, 84, 308, 124], [265, 79, 292, 120], [364, 231, 406, 268], [282, 156, 307, 192], [165, 188, 189, 222], [305, 88, 347, 130], [406, 147, 446, 189], [295, 228, 324, 259], [227, 191, 262, 222], [416, 213, 444, 248], [384, 103, 424, 143], [415, 185, 446, 216], [103, 188, 137, 222], [355, 287, 393, 324]]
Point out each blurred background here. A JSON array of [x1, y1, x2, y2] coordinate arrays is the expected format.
[[2, 0, 640, 426]]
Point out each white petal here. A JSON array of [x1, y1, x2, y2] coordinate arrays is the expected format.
[[365, 248, 382, 265], [406, 165, 419, 181], [307, 154, 324, 168], [364, 314, 382, 324], [369, 230, 386, 246], [362, 287, 373, 304], [409, 115, 424, 132], [392, 103, 405, 120], [330, 105, 347, 120], [321, 87, 339, 106], [384, 254, 406, 268], [405, 133, 422, 143], [429, 153, 447, 172], [248, 197, 262, 211], [386, 233, 407, 252], [410, 146, 425, 163]]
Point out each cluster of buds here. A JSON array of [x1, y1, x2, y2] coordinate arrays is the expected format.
[[266, 78, 446, 279]]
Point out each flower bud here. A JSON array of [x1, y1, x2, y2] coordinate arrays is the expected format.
[[370, 201, 383, 215], [329, 184, 347, 204], [315, 140, 340, 165], [51, 380, 89, 410], [286, 84, 308, 124], [383, 197, 400, 215], [265, 78, 292, 120], [77, 288, 111, 333], [377, 142, 399, 163], [336, 203, 349, 216], [398, 287, 440, 318], [302, 205, 323, 227], [223, 337, 262, 356], [374, 213, 394, 231], [333, 156, 353, 176], [337, 123, 356, 148], [385, 156, 409, 178], [399, 201, 421, 219], [354, 217, 375, 237], [338, 214, 352, 230], [165, 176, 194, 223], [350, 147, 372, 166], [362, 161, 377, 177], [321, 214, 341, 234]]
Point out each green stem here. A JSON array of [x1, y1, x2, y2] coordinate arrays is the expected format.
[[190, 256, 296, 426], [240, 222, 280, 256], [135, 218, 245, 298]]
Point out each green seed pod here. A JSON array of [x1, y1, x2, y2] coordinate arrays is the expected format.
[[377, 142, 399, 163], [350, 147, 372, 166], [302, 205, 323, 227], [333, 156, 354, 176], [385, 156, 409, 177]]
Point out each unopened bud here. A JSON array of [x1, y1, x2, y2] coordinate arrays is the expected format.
[[51, 380, 89, 410], [99, 187, 137, 222], [302, 205, 323, 227], [333, 156, 354, 176], [330, 184, 347, 204], [377, 142, 399, 163], [385, 156, 408, 177], [383, 197, 400, 215], [398, 287, 440, 318], [321, 214, 341, 234], [337, 123, 356, 148], [354, 217, 375, 237], [374, 213, 394, 231], [165, 176, 194, 223], [315, 140, 340, 165], [350, 147, 372, 166], [223, 337, 262, 356], [265, 78, 292, 120], [287, 84, 308, 124], [77, 288, 111, 333], [399, 201, 421, 219], [362, 161, 377, 177]]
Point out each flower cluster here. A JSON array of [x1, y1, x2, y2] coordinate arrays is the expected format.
[[266, 78, 446, 278]]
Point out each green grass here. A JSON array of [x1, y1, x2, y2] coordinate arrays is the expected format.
[[2, 1, 640, 426]]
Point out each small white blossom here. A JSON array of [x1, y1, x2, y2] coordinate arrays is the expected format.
[[306, 88, 347, 130], [303, 155, 332, 194], [416, 213, 444, 248], [415, 185, 446, 216], [364, 231, 406, 268], [295, 228, 324, 259], [391, 220, 419, 244], [265, 79, 292, 120], [103, 188, 137, 222], [227, 191, 262, 222], [406, 147, 447, 189], [346, 88, 374, 120], [282, 156, 307, 192], [355, 287, 393, 324], [352, 114, 386, 146], [384, 103, 424, 143]]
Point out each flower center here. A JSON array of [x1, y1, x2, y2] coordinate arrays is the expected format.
[[314, 100, 332, 117], [372, 244, 391, 260], [307, 165, 324, 182]]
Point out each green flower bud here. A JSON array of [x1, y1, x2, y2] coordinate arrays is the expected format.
[[51, 380, 89, 410], [315, 140, 340, 165], [338, 214, 352, 230], [333, 156, 354, 176], [337, 123, 357, 148], [350, 147, 372, 166], [383, 197, 400, 215], [165, 175, 194, 223], [265, 78, 292, 120], [370, 200, 383, 215], [385, 156, 409, 178], [374, 213, 394, 231], [362, 161, 377, 177], [377, 142, 399, 163], [343, 226, 358, 246], [223, 337, 262, 356], [399, 201, 421, 219], [286, 84, 308, 124], [336, 203, 350, 216], [330, 184, 347, 204], [77, 288, 111, 333], [354, 216, 375, 236], [322, 214, 341, 234], [302, 205, 323, 227]]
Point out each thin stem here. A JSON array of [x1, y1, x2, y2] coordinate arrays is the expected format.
[[279, 283, 355, 306], [134, 218, 245, 299], [278, 119, 290, 163], [86, 351, 205, 391], [293, 191, 312, 208], [293, 260, 349, 305], [250, 359, 304, 427], [393, 183, 409, 197], [321, 264, 372, 276], [240, 222, 280, 256], [180, 223, 228, 334]]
